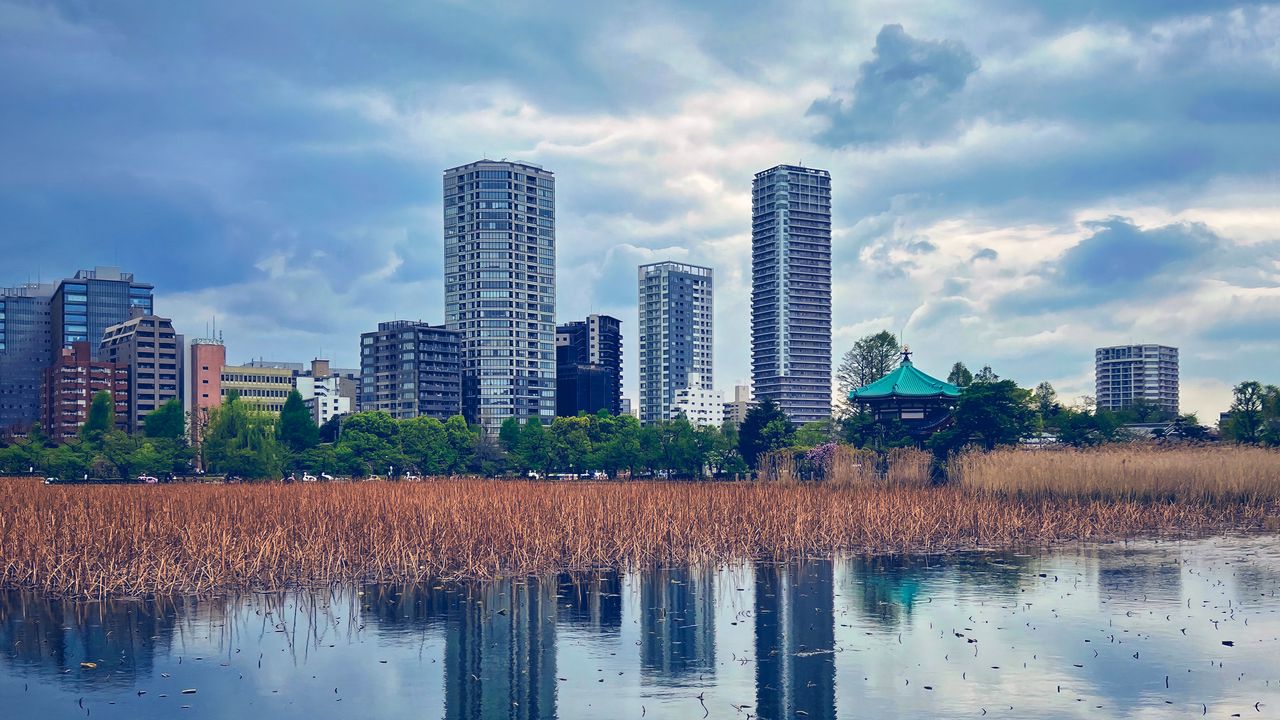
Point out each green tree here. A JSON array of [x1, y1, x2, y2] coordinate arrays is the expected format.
[[793, 419, 838, 448], [143, 398, 186, 439], [1225, 381, 1264, 443], [443, 416, 476, 473], [498, 416, 523, 456], [549, 416, 593, 472], [277, 390, 319, 453], [318, 415, 342, 443], [203, 395, 283, 479], [947, 362, 974, 387], [973, 365, 1000, 384], [1033, 381, 1059, 421], [738, 399, 793, 469], [398, 416, 451, 475], [836, 331, 901, 412], [592, 414, 642, 477], [930, 380, 1037, 455], [80, 391, 115, 443], [468, 431, 507, 475], [519, 418, 552, 473]]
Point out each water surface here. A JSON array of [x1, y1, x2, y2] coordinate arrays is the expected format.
[[2, 535, 1278, 718]]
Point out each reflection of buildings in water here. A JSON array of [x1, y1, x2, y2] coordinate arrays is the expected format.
[[1096, 549, 1183, 602], [556, 571, 622, 633], [638, 566, 716, 682], [754, 559, 835, 720], [0, 590, 188, 688], [358, 583, 453, 634], [842, 556, 925, 628], [444, 577, 557, 720]]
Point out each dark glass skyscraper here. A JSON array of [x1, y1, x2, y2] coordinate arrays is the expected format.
[[0, 282, 55, 432], [50, 267, 153, 361], [751, 165, 833, 423], [444, 160, 556, 434], [555, 314, 622, 416]]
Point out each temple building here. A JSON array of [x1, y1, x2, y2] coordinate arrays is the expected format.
[[847, 349, 960, 436]]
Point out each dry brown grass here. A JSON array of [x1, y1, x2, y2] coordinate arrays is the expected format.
[[954, 446, 1280, 501], [1, 475, 1274, 598]]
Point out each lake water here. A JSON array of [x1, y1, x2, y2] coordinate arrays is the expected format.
[[2, 535, 1279, 719]]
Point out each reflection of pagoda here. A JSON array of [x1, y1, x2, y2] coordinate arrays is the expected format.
[[639, 567, 716, 683], [444, 578, 557, 720], [847, 348, 960, 436], [754, 560, 835, 720]]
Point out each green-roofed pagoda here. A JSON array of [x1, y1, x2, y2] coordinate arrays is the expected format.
[[848, 348, 961, 435]]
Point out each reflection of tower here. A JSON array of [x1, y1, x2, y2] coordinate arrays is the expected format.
[[0, 590, 181, 689], [754, 559, 835, 720], [444, 577, 557, 720], [557, 572, 622, 634], [639, 566, 716, 682]]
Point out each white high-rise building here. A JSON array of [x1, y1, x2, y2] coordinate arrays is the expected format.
[[444, 160, 556, 434], [1095, 344, 1179, 415], [638, 262, 714, 424]]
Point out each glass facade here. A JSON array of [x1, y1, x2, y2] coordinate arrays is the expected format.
[[444, 160, 556, 434], [637, 262, 714, 425], [0, 283, 55, 431], [50, 268, 154, 361], [751, 165, 833, 424]]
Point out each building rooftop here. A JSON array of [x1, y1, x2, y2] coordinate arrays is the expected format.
[[849, 353, 961, 401]]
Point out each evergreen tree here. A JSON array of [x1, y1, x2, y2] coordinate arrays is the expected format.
[[498, 416, 522, 455], [947, 362, 974, 387], [143, 398, 186, 439], [277, 390, 319, 453], [737, 399, 794, 469], [80, 391, 115, 443], [930, 380, 1036, 455], [519, 418, 551, 473]]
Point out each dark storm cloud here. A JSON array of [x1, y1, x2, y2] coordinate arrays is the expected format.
[[808, 24, 979, 147], [996, 218, 1220, 315]]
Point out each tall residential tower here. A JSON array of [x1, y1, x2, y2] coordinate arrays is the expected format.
[[751, 165, 833, 424], [638, 262, 713, 424], [444, 160, 556, 434]]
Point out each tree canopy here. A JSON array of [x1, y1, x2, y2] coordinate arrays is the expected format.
[[143, 398, 186, 439], [277, 389, 319, 453], [836, 330, 901, 413]]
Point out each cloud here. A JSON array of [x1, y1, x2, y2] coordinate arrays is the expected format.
[[808, 24, 979, 147], [996, 218, 1221, 315], [2, 0, 1279, 424]]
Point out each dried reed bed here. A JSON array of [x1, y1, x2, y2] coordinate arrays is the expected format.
[[954, 446, 1280, 501], [1, 476, 1273, 598]]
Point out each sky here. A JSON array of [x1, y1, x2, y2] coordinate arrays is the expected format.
[[2, 0, 1278, 422]]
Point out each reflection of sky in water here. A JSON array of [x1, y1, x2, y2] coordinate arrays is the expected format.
[[1, 535, 1277, 719]]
